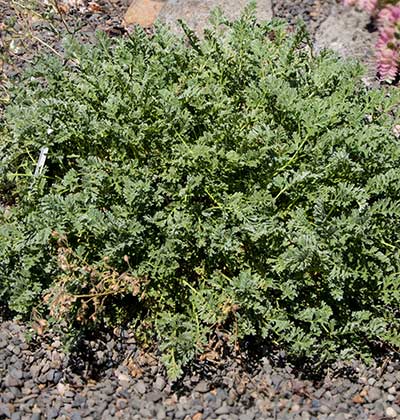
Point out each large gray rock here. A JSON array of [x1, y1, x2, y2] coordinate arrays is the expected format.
[[158, 0, 273, 35], [314, 4, 378, 84]]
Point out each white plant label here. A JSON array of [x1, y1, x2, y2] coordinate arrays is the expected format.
[[34, 147, 49, 177]]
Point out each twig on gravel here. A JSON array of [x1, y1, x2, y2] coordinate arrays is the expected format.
[[52, 0, 73, 34], [377, 356, 390, 378], [31, 34, 64, 58]]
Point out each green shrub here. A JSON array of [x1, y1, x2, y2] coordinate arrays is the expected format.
[[1, 5, 399, 378]]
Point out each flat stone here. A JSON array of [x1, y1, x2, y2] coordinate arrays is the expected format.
[[291, 403, 301, 413], [46, 407, 59, 419], [4, 374, 22, 388], [393, 404, 400, 414], [134, 380, 147, 395], [102, 384, 115, 396], [147, 391, 163, 403], [30, 364, 41, 379], [383, 381, 393, 389], [10, 368, 23, 380], [215, 404, 230, 415], [386, 407, 397, 418], [154, 376, 166, 391], [367, 387, 381, 403], [271, 374, 283, 387], [53, 371, 63, 384], [123, 0, 167, 27], [64, 390, 75, 398], [9, 387, 22, 399], [314, 4, 377, 85], [194, 381, 209, 393], [0, 404, 12, 418], [2, 391, 15, 403]]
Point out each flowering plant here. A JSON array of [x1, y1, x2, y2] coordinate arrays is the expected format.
[[343, 0, 400, 83]]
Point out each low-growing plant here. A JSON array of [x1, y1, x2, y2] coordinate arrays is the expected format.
[[1, 4, 400, 378], [343, 0, 400, 83]]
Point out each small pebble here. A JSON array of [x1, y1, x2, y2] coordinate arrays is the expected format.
[[367, 387, 381, 402], [154, 376, 166, 391], [215, 404, 230, 415], [194, 381, 209, 393], [134, 380, 147, 395], [385, 407, 397, 418]]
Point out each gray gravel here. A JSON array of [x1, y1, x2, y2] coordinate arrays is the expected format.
[[272, 0, 339, 35], [0, 318, 399, 419]]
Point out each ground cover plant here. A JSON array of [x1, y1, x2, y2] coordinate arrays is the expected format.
[[0, 4, 400, 378]]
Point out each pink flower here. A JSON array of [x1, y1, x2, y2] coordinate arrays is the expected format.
[[378, 4, 400, 25], [375, 4, 400, 82], [376, 26, 396, 49], [376, 46, 399, 82], [359, 0, 378, 14]]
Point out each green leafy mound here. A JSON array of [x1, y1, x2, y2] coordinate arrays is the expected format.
[[1, 7, 399, 378]]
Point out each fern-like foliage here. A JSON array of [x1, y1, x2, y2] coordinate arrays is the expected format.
[[1, 5, 400, 378]]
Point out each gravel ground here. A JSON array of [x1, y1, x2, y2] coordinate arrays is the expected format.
[[272, 0, 338, 35], [1, 316, 399, 420], [1, 1, 398, 419], [0, 0, 130, 84]]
